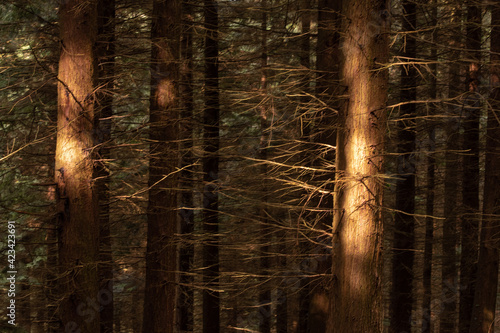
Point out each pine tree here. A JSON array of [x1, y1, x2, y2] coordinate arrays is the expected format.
[[143, 0, 181, 332], [56, 0, 100, 331], [330, 0, 389, 331]]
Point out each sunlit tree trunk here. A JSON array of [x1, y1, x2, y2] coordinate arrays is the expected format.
[[56, 0, 100, 332], [142, 1, 181, 332], [95, 1, 115, 331], [330, 0, 388, 331], [390, 1, 416, 331], [203, 0, 220, 332], [469, 3, 500, 332]]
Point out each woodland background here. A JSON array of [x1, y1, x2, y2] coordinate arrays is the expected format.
[[1, 0, 500, 332]]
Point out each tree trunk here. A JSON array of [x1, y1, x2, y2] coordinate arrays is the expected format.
[[142, 1, 181, 332], [56, 1, 100, 332], [390, 1, 416, 331], [440, 4, 461, 331], [96, 1, 115, 331], [459, 2, 481, 332], [309, 1, 342, 331], [203, 1, 220, 332], [422, 2, 437, 332], [179, 1, 195, 331], [469, 3, 500, 332], [330, 0, 388, 331]]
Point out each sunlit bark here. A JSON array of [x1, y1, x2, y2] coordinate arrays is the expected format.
[[56, 0, 100, 331], [330, 0, 389, 331]]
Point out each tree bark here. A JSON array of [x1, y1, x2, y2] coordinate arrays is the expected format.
[[390, 1, 416, 331], [142, 1, 181, 332], [422, 2, 437, 332], [56, 1, 100, 332], [203, 1, 221, 332], [441, 4, 462, 331], [178, 1, 195, 331], [330, 0, 389, 331], [459, 2, 481, 332], [469, 3, 500, 332], [309, 1, 342, 331]]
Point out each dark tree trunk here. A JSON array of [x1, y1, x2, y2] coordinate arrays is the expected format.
[[422, 3, 437, 332], [440, 4, 462, 331], [142, 1, 181, 332], [390, 1, 416, 331], [329, 0, 389, 331], [469, 3, 500, 332], [46, 103, 59, 333], [459, 2, 481, 332], [308, 1, 342, 332], [203, 1, 220, 332], [96, 1, 115, 331], [178, 1, 195, 331], [56, 1, 100, 332]]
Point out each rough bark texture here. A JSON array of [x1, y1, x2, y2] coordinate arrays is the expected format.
[[459, 2, 481, 332], [95, 1, 115, 332], [390, 1, 416, 331], [203, 1, 221, 332], [142, 1, 181, 332], [56, 1, 100, 332], [469, 3, 500, 332], [330, 0, 388, 331]]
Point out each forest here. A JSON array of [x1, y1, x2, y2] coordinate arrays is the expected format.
[[0, 0, 499, 332]]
